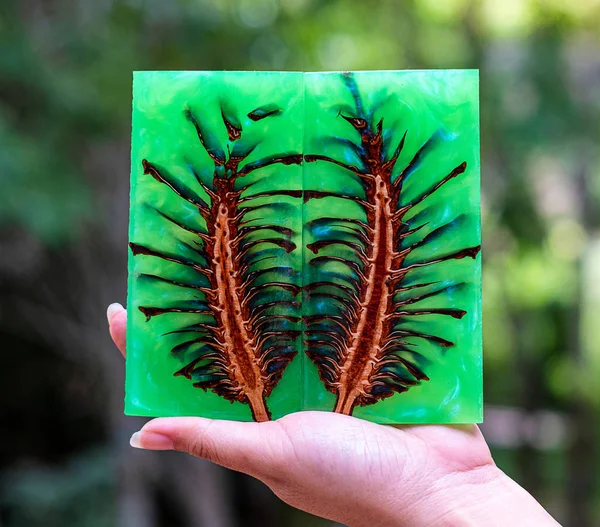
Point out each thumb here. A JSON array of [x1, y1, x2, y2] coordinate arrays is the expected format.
[[130, 417, 286, 478]]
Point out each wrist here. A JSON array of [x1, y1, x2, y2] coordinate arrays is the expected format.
[[416, 465, 560, 526], [354, 465, 559, 527]]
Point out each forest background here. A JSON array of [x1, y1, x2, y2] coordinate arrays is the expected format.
[[0, 0, 599, 525]]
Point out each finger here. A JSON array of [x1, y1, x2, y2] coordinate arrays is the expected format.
[[107, 303, 127, 357], [130, 417, 285, 478]]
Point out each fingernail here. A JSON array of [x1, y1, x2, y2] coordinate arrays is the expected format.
[[107, 303, 123, 323], [130, 431, 174, 450]]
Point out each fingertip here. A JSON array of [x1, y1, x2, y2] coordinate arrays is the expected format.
[[130, 431, 142, 448], [141, 417, 212, 440], [141, 417, 214, 457], [107, 302, 124, 323], [107, 303, 127, 357], [130, 430, 174, 450]]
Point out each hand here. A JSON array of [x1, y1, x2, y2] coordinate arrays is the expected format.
[[108, 303, 559, 527]]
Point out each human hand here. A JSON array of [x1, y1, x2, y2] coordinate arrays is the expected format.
[[108, 303, 559, 526]]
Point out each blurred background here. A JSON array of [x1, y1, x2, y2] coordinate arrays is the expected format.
[[0, 0, 599, 525]]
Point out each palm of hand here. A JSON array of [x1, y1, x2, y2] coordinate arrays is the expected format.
[[251, 412, 493, 525], [135, 408, 494, 526]]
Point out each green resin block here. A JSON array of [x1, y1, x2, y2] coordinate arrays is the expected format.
[[127, 70, 481, 424], [302, 71, 481, 423], [128, 71, 305, 421]]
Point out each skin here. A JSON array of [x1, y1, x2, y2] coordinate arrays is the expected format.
[[108, 303, 560, 526]]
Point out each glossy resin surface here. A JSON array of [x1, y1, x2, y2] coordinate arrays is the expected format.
[[127, 70, 481, 423]]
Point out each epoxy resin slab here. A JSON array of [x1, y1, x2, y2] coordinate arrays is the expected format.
[[127, 70, 481, 424]]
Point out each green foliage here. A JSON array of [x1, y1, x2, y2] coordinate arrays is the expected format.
[[1, 448, 115, 527], [1, 0, 599, 523]]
